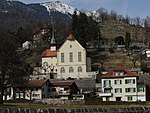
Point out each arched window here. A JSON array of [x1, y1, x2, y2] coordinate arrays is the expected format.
[[69, 67, 74, 73], [77, 66, 82, 72], [60, 67, 65, 73]]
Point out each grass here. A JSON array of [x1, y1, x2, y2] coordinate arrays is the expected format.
[[1, 102, 150, 109]]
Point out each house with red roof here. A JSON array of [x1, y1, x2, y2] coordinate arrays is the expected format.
[[99, 67, 146, 102], [11, 79, 51, 100]]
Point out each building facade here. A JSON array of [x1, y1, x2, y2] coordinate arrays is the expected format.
[[99, 67, 146, 102], [57, 34, 88, 79], [40, 34, 94, 80]]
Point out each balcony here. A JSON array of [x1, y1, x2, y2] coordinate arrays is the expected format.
[[57, 91, 70, 96], [99, 93, 112, 97]]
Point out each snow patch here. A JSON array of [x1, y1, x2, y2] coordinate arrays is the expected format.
[[41, 1, 80, 16]]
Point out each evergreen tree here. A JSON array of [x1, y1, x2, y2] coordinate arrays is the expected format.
[[88, 16, 100, 41], [71, 10, 78, 36], [75, 12, 89, 47], [125, 32, 131, 50], [71, 12, 100, 48]]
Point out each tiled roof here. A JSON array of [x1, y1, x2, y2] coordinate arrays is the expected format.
[[52, 81, 73, 86], [66, 34, 75, 40], [101, 67, 137, 79], [41, 49, 57, 57], [28, 79, 48, 87]]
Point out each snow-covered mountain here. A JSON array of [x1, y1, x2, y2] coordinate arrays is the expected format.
[[41, 1, 80, 16], [40, 1, 102, 21], [0, 0, 100, 31]]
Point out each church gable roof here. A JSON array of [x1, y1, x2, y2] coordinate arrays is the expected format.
[[41, 49, 57, 57], [66, 34, 75, 40]]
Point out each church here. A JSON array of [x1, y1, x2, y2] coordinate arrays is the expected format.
[[40, 33, 96, 80]]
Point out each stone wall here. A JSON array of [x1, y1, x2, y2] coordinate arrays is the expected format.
[[1, 107, 150, 113], [99, 20, 150, 43]]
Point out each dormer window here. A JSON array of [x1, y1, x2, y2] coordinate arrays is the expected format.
[[115, 72, 119, 76], [114, 70, 125, 76]]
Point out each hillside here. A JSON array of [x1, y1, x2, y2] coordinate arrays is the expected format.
[[0, 0, 73, 31], [0, 0, 150, 70]]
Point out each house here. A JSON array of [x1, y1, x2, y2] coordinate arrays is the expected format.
[[49, 81, 80, 100], [5, 79, 51, 100], [99, 67, 146, 102], [22, 41, 32, 50], [3, 81, 13, 100], [25, 79, 51, 100]]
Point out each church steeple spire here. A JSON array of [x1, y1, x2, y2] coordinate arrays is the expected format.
[[50, 31, 56, 45], [49, 30, 57, 51]]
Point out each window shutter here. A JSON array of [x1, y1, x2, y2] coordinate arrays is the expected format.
[[115, 80, 116, 84], [133, 79, 135, 84], [125, 80, 127, 84], [120, 88, 122, 93], [134, 88, 136, 92]]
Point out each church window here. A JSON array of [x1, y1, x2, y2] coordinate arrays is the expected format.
[[78, 52, 82, 62], [61, 53, 64, 63], [60, 67, 65, 73], [69, 52, 73, 62], [77, 66, 82, 72], [69, 67, 74, 73]]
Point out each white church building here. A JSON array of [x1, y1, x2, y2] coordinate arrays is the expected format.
[[39, 33, 96, 80]]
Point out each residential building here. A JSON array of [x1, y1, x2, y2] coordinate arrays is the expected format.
[[22, 41, 32, 50], [99, 67, 146, 102], [50, 81, 80, 100], [25, 79, 51, 100], [4, 79, 51, 100]]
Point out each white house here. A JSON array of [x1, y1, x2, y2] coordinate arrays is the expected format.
[[99, 67, 146, 102], [22, 41, 31, 50], [3, 79, 51, 100]]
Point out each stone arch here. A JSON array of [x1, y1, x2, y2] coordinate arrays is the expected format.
[[114, 36, 125, 45]]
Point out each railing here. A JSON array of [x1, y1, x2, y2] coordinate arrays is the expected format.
[[99, 92, 112, 97], [58, 91, 70, 95], [103, 84, 112, 88]]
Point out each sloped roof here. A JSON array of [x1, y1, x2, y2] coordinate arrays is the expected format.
[[52, 81, 74, 86], [101, 67, 137, 79], [41, 49, 57, 57], [28, 79, 49, 87], [66, 34, 75, 40]]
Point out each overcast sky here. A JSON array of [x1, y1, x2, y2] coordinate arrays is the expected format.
[[20, 0, 150, 19]]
